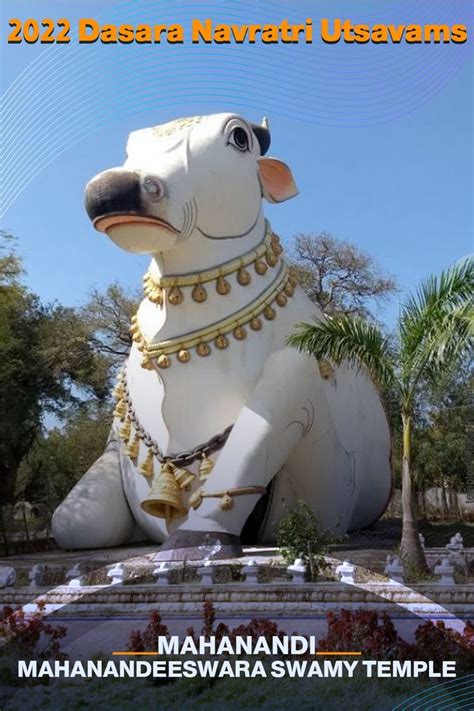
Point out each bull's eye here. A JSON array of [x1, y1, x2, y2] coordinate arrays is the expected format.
[[229, 127, 250, 152]]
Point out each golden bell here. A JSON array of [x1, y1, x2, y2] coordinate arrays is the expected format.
[[199, 454, 214, 480], [141, 353, 154, 370], [263, 305, 276, 320], [250, 316, 263, 331], [168, 286, 184, 305], [114, 399, 127, 420], [112, 382, 125, 401], [237, 267, 251, 286], [220, 493, 234, 511], [233, 325, 247, 340], [265, 249, 278, 268], [139, 448, 155, 478], [318, 358, 335, 380], [177, 349, 191, 364], [126, 433, 140, 461], [271, 235, 283, 256], [284, 282, 295, 297], [216, 276, 231, 295], [149, 287, 163, 305], [254, 259, 268, 276], [157, 354, 171, 369], [140, 463, 187, 520], [289, 269, 299, 287], [120, 418, 132, 442], [276, 293, 287, 307], [196, 341, 211, 357], [214, 334, 229, 349], [192, 283, 207, 303], [170, 462, 195, 491]]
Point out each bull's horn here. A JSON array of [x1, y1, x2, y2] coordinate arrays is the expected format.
[[261, 117, 270, 131]]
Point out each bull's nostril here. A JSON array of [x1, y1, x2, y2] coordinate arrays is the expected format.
[[143, 176, 163, 200]]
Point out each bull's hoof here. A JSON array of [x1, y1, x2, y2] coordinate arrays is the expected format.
[[153, 530, 243, 561]]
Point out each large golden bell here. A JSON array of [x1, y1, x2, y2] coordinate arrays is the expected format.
[[140, 463, 187, 520]]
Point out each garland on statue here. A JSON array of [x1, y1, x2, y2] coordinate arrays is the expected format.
[[142, 223, 283, 305], [131, 262, 298, 369]]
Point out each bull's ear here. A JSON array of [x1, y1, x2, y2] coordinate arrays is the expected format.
[[258, 158, 299, 203]]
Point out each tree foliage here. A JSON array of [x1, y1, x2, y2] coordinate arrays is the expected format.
[[288, 258, 473, 569], [16, 406, 112, 511], [0, 232, 112, 505], [291, 232, 396, 319], [81, 283, 139, 368], [276, 501, 332, 580]]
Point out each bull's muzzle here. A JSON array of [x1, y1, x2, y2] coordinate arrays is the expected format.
[[84, 169, 176, 234]]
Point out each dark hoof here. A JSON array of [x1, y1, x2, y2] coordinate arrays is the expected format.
[[154, 530, 243, 561]]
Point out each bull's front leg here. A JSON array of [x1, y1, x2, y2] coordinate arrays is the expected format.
[[158, 348, 321, 559]]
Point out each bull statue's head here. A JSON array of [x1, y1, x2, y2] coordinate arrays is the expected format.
[[84, 113, 298, 254]]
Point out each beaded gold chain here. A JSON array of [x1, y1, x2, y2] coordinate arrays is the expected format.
[[143, 223, 283, 305], [131, 263, 298, 369]]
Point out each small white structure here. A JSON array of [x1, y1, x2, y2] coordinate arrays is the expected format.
[[335, 561, 355, 585], [242, 560, 259, 584], [66, 563, 83, 588], [287, 558, 306, 585], [198, 560, 214, 585], [153, 561, 171, 586], [107, 563, 124, 585], [0, 565, 15, 588], [434, 557, 455, 586], [384, 555, 405, 585], [446, 533, 464, 552], [29, 564, 45, 587], [419, 533, 425, 549]]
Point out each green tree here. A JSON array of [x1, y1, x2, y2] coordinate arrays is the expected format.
[[291, 232, 396, 319], [81, 283, 139, 368], [276, 501, 331, 581], [412, 364, 472, 516], [0, 232, 111, 509], [17, 405, 112, 511], [288, 260, 473, 569]]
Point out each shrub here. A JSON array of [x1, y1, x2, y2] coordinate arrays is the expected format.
[[0, 600, 67, 660], [318, 609, 403, 659], [276, 500, 332, 580], [127, 610, 169, 652]]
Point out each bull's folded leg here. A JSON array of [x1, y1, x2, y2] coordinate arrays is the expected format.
[[160, 348, 316, 559], [52, 433, 135, 550]]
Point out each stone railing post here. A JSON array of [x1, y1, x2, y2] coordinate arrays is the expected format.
[[335, 561, 355, 585], [242, 560, 259, 584], [198, 561, 214, 586], [29, 564, 45, 587], [384, 555, 405, 585], [153, 561, 171, 586], [66, 563, 83, 588], [107, 563, 125, 586], [434, 557, 455, 586], [287, 559, 306, 585]]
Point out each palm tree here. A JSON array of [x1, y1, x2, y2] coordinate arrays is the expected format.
[[287, 260, 473, 569]]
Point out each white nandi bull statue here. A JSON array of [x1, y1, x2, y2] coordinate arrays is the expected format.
[[52, 113, 391, 558]]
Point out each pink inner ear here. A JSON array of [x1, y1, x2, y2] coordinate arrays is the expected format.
[[258, 158, 299, 203]]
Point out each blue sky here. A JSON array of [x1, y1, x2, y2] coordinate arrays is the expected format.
[[1, 0, 472, 327]]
